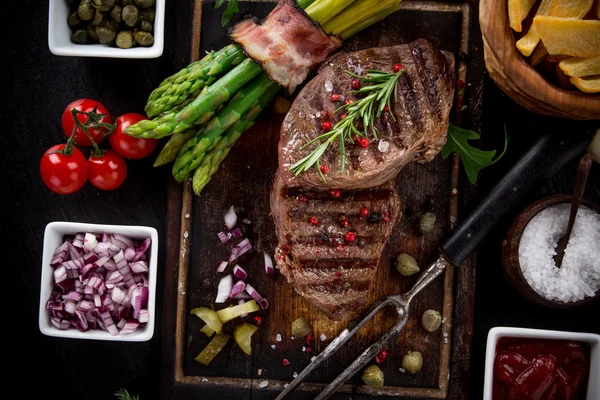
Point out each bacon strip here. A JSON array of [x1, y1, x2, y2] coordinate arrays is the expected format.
[[230, 0, 342, 93]]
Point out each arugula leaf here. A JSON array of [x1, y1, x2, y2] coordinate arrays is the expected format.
[[216, 0, 239, 27], [115, 389, 139, 400], [441, 123, 509, 184]]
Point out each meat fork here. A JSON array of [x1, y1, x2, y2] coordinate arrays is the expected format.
[[275, 130, 594, 399]]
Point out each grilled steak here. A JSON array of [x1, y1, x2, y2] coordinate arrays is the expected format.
[[278, 39, 455, 189], [270, 172, 402, 320]]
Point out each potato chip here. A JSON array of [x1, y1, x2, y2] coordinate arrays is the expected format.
[[534, 16, 600, 57], [509, 0, 538, 32], [559, 56, 600, 77], [516, 0, 554, 57], [549, 0, 595, 18], [569, 75, 600, 92]]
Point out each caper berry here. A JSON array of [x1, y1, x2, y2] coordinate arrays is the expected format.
[[90, 10, 105, 26], [96, 26, 117, 43], [134, 31, 154, 46], [121, 0, 134, 5], [401, 351, 423, 374], [92, 0, 116, 12], [78, 0, 95, 21], [110, 4, 123, 22], [68, 12, 81, 29], [71, 29, 88, 44], [115, 30, 134, 48], [102, 18, 120, 32], [421, 310, 442, 332], [418, 212, 436, 235], [122, 4, 139, 27], [368, 212, 382, 223], [139, 18, 153, 32], [139, 8, 155, 24], [135, 0, 155, 8], [291, 318, 311, 338], [395, 253, 420, 276], [362, 365, 384, 388]]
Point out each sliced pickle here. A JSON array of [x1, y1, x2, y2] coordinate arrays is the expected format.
[[190, 307, 223, 334], [234, 323, 258, 355], [194, 333, 230, 365], [200, 324, 215, 338], [216, 299, 260, 323]]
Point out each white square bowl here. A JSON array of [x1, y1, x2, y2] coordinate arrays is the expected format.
[[39, 221, 158, 341], [48, 0, 165, 58], [484, 326, 600, 399]]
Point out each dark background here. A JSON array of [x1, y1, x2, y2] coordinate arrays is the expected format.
[[2, 1, 598, 399]]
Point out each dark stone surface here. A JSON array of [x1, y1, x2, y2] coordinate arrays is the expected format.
[[2, 1, 598, 399]]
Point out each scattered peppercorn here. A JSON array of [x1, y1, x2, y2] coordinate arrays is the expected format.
[[306, 332, 315, 345], [393, 63, 403, 73], [418, 212, 436, 235], [356, 137, 369, 148], [309, 216, 319, 225], [281, 244, 291, 255], [253, 316, 262, 325], [368, 212, 382, 223], [340, 113, 348, 119], [282, 359, 290, 366], [320, 165, 329, 174], [375, 349, 388, 363], [359, 207, 369, 217], [331, 93, 340, 102], [456, 79, 466, 89], [320, 233, 329, 242], [345, 231, 357, 242], [340, 220, 349, 228], [351, 79, 361, 89], [321, 121, 332, 131], [383, 105, 389, 112], [345, 99, 354, 105], [330, 189, 341, 198]]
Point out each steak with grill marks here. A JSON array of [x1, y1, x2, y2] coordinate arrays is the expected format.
[[278, 39, 455, 189], [270, 172, 402, 320]]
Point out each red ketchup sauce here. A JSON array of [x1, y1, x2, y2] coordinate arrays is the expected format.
[[493, 338, 590, 400]]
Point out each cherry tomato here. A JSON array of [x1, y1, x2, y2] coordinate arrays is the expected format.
[[62, 99, 112, 147], [40, 144, 88, 194], [88, 150, 127, 190], [109, 113, 158, 159]]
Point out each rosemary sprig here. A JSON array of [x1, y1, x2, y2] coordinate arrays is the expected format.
[[289, 67, 404, 179]]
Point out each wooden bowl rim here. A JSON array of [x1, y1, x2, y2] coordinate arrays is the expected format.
[[503, 195, 600, 309], [479, 0, 600, 120]]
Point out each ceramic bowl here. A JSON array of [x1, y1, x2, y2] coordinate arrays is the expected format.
[[501, 195, 600, 309], [483, 326, 600, 399], [48, 0, 165, 58], [39, 221, 158, 341]]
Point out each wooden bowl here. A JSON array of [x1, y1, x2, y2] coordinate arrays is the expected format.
[[501, 195, 600, 309], [479, 0, 600, 120]]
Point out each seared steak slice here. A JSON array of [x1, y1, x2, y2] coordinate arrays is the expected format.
[[270, 171, 402, 320], [279, 38, 455, 189]]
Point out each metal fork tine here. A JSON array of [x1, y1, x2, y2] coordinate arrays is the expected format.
[[274, 296, 396, 400], [315, 318, 408, 400]]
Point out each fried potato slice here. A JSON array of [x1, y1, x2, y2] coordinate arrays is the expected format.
[[534, 16, 600, 57], [559, 56, 600, 77], [569, 75, 600, 93], [549, 0, 595, 18], [509, 0, 538, 32], [516, 0, 554, 57]]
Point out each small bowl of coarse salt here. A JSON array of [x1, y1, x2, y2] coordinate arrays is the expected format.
[[501, 195, 600, 309]]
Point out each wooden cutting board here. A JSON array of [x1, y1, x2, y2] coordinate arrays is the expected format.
[[161, 1, 477, 398]]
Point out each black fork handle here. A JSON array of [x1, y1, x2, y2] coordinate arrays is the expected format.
[[440, 129, 594, 266]]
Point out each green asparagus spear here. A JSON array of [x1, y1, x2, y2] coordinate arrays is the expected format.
[[172, 75, 279, 182], [153, 128, 198, 167], [192, 84, 280, 195], [145, 44, 245, 117], [125, 58, 263, 139]]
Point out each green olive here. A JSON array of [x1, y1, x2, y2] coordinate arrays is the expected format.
[[92, 0, 116, 12], [71, 29, 88, 44], [78, 0, 95, 21], [86, 25, 99, 42], [90, 10, 105, 26], [110, 5, 123, 22], [135, 0, 155, 8], [138, 19, 153, 32], [139, 8, 155, 23], [122, 5, 139, 27], [362, 365, 384, 388], [134, 31, 154, 46], [116, 30, 134, 48], [96, 26, 117, 43], [67, 11, 81, 29]]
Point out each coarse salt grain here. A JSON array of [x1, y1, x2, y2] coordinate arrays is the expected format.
[[519, 204, 600, 303], [293, 372, 298, 378], [324, 80, 333, 92], [184, 231, 189, 239], [259, 381, 269, 388], [302, 346, 306, 352], [271, 344, 276, 350], [202, 378, 208, 382], [276, 334, 282, 342], [399, 368, 405, 373], [284, 384, 289, 389], [378, 140, 389, 153], [185, 213, 190, 219], [311, 356, 317, 362], [320, 334, 327, 342]]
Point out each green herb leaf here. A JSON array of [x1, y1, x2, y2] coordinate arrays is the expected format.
[[115, 389, 139, 400], [442, 123, 509, 184], [215, 0, 226, 9], [221, 0, 239, 26]]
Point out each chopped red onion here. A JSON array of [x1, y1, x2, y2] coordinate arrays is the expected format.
[[238, 299, 248, 318], [229, 238, 252, 262], [72, 233, 85, 250], [245, 283, 269, 310], [129, 261, 149, 273], [111, 286, 127, 304], [132, 238, 151, 262], [67, 242, 81, 260], [215, 274, 233, 303], [217, 261, 228, 273], [113, 249, 125, 264], [258, 298, 269, 310], [229, 280, 246, 298], [113, 233, 135, 248], [233, 291, 251, 299], [117, 318, 127, 329], [224, 206, 237, 230], [64, 300, 77, 314], [138, 309, 149, 323], [131, 286, 148, 319], [93, 242, 111, 256], [84, 233, 98, 251], [51, 317, 71, 330], [233, 265, 247, 280], [217, 231, 230, 244], [51, 241, 70, 267], [264, 252, 274, 276], [120, 321, 141, 334], [231, 228, 243, 238]]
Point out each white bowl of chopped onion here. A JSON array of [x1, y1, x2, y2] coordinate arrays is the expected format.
[[39, 221, 158, 341]]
